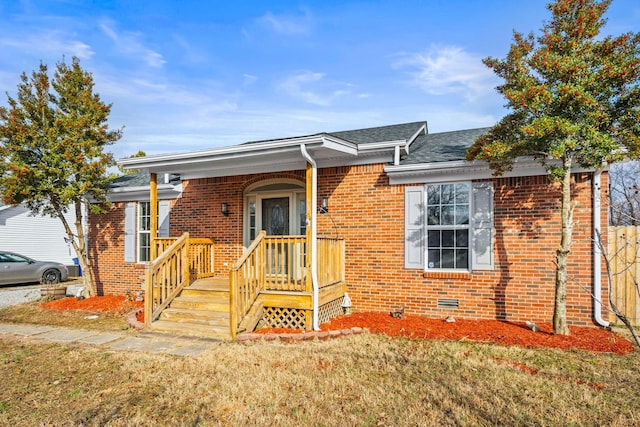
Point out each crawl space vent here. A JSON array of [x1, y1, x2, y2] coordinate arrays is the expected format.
[[437, 298, 460, 309]]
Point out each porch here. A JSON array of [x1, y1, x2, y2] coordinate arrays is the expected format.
[[144, 231, 346, 340]]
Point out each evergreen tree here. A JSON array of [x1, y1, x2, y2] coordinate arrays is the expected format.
[[467, 0, 640, 334], [0, 57, 122, 297]]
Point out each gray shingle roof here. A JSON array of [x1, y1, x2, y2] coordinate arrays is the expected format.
[[401, 127, 490, 164], [244, 121, 426, 146], [328, 121, 426, 145], [110, 170, 151, 189]]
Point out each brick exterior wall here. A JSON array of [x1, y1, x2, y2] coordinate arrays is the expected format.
[[89, 202, 145, 295], [89, 164, 608, 326]]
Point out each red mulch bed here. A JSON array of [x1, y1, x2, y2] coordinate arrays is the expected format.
[[41, 295, 143, 315], [257, 312, 635, 354], [41, 298, 634, 354]]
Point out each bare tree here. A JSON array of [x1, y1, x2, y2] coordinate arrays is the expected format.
[[596, 228, 640, 348], [609, 161, 640, 226]]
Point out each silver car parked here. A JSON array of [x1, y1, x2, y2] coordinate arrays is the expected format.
[[0, 251, 69, 285]]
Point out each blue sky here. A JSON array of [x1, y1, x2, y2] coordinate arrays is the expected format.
[[1, 0, 638, 159]]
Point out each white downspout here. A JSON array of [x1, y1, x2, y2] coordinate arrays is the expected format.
[[300, 144, 320, 330], [593, 168, 609, 327]]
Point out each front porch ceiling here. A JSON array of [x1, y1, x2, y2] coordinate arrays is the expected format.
[[118, 135, 360, 179]]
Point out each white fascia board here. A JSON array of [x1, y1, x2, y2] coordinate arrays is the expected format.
[[357, 139, 406, 152], [107, 183, 183, 202], [385, 157, 596, 185], [405, 123, 428, 154], [319, 136, 358, 155], [120, 145, 304, 173], [118, 134, 357, 171]]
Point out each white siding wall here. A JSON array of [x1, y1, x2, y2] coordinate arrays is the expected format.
[[0, 204, 82, 265]]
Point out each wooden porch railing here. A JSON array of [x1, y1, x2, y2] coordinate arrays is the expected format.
[[154, 238, 177, 255], [318, 237, 345, 288], [230, 231, 267, 338], [154, 237, 215, 280], [263, 235, 308, 292], [144, 233, 214, 326]]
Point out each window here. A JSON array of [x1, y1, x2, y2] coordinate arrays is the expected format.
[[426, 183, 469, 270], [405, 182, 494, 271], [243, 180, 306, 247], [124, 201, 170, 263], [138, 202, 151, 262]]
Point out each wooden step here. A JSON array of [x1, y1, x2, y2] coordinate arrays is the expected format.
[[148, 276, 232, 340], [160, 308, 229, 326], [149, 319, 231, 341], [170, 295, 229, 312], [180, 288, 229, 299], [189, 277, 229, 291]]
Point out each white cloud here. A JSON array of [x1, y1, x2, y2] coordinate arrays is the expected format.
[[257, 9, 312, 35], [279, 71, 364, 106], [99, 20, 166, 68], [393, 45, 497, 101], [0, 31, 94, 59]]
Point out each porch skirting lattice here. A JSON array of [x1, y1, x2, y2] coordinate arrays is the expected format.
[[262, 307, 307, 330], [261, 296, 345, 330], [318, 296, 345, 325]]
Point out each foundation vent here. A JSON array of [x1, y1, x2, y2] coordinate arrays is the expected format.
[[437, 298, 460, 309]]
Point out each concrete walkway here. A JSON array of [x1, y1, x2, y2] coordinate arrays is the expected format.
[[0, 323, 222, 357]]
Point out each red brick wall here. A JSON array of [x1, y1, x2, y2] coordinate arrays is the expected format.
[[316, 165, 606, 326], [90, 164, 608, 326], [89, 202, 145, 295]]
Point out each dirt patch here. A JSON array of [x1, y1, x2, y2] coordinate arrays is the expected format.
[[257, 312, 634, 354]]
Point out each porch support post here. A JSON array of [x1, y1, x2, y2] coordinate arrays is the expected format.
[[150, 172, 158, 260], [305, 163, 313, 293], [301, 144, 320, 330], [305, 161, 313, 329]]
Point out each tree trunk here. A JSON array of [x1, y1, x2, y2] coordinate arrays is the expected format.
[[55, 199, 97, 297], [553, 155, 573, 335]]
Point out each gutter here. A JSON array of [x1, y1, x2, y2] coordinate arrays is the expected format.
[[593, 168, 610, 327], [300, 144, 320, 331]]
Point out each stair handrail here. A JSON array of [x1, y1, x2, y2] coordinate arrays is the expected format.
[[144, 232, 192, 326], [230, 230, 266, 338]]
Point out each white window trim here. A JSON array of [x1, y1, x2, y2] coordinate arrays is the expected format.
[[137, 202, 151, 264], [124, 201, 170, 264], [404, 181, 494, 272], [425, 182, 471, 272], [243, 187, 306, 247]]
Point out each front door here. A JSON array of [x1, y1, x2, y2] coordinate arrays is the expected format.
[[262, 197, 291, 276], [262, 197, 290, 236]]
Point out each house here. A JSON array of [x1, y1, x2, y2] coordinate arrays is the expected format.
[[89, 121, 609, 339], [0, 201, 83, 271]]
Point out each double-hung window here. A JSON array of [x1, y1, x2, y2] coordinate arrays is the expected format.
[[405, 181, 494, 272], [138, 202, 151, 262], [426, 183, 470, 270], [124, 201, 170, 263]]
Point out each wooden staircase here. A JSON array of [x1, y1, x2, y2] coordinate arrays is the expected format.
[[148, 277, 232, 340]]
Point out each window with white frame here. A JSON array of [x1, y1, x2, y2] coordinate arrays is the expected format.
[[405, 181, 494, 272], [138, 202, 151, 262], [426, 183, 470, 270], [124, 201, 170, 263]]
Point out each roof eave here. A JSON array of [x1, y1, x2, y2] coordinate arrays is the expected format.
[[385, 157, 597, 185], [118, 134, 357, 171]]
